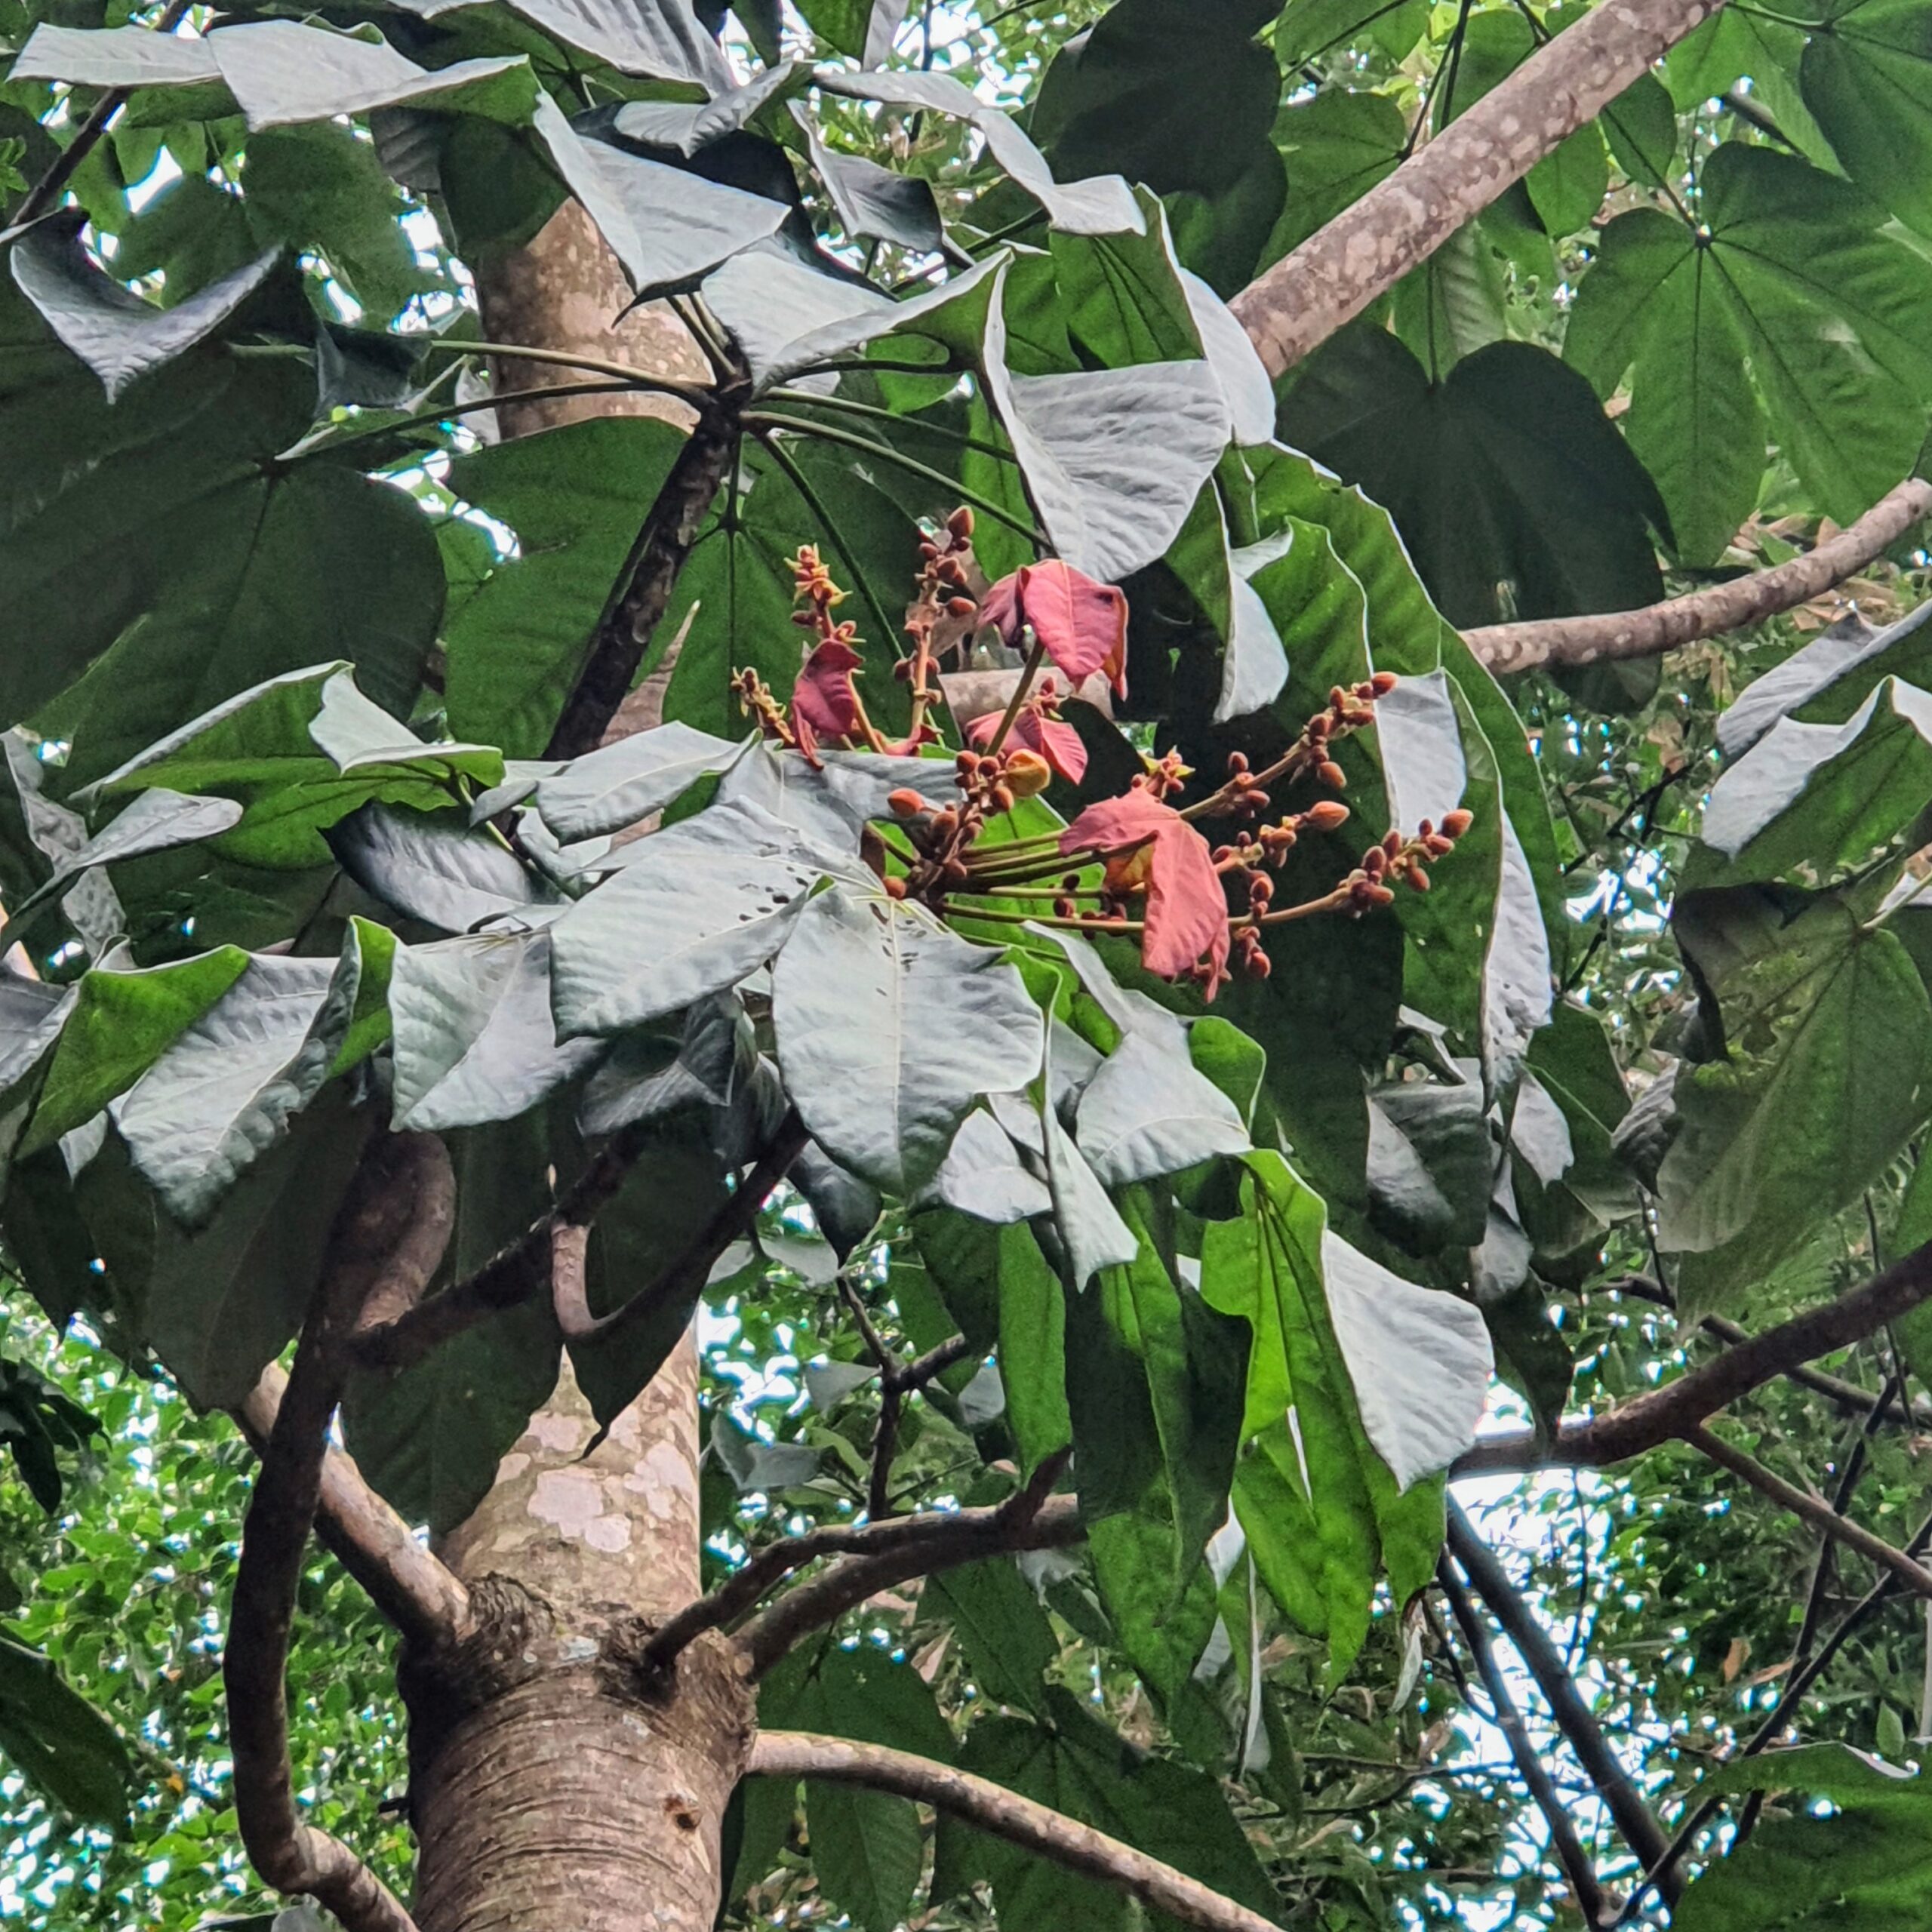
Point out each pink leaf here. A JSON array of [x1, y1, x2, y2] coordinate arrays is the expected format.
[[981, 561, 1128, 697]]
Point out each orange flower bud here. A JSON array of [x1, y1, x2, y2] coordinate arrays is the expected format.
[[1441, 808, 1475, 838], [1004, 749, 1053, 799], [883, 875, 908, 899], [1371, 670, 1399, 696], [1303, 800, 1351, 832], [1318, 760, 1348, 789], [1405, 866, 1430, 891], [887, 788, 931, 817]]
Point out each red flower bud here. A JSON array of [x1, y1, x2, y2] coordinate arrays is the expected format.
[[946, 506, 975, 540], [883, 875, 907, 899], [1406, 866, 1431, 891], [1226, 751, 1249, 774], [947, 596, 978, 618], [1371, 670, 1399, 696], [1441, 808, 1475, 838]]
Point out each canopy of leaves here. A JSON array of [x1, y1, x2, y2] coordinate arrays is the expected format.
[[3, 1, 1932, 1930]]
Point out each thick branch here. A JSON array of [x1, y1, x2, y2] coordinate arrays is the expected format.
[[1435, 1552, 1607, 1927], [349, 1105, 799, 1375], [1682, 1424, 1932, 1599], [544, 396, 743, 760], [1464, 478, 1932, 675], [1230, 0, 1728, 380], [1456, 1238, 1932, 1474], [646, 1487, 1079, 1674], [550, 1110, 809, 1349], [737, 1459, 1078, 1678], [1446, 1501, 1673, 1889], [235, 1363, 469, 1653], [747, 1730, 1279, 1932], [226, 1133, 453, 1932]]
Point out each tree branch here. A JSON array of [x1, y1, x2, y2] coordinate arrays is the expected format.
[[735, 1456, 1078, 1678], [544, 395, 745, 761], [746, 1730, 1280, 1932], [358, 1111, 805, 1372], [1230, 0, 1728, 380], [226, 1133, 454, 1932], [1445, 1500, 1674, 1890], [549, 1109, 809, 1349], [1456, 1238, 1932, 1474], [1435, 1551, 1608, 1928], [8, 0, 192, 226], [1681, 1423, 1932, 1599], [234, 1362, 469, 1653], [645, 1484, 1078, 1675], [1463, 478, 1932, 675]]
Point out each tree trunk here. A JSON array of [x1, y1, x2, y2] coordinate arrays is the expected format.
[[398, 202, 740, 1932]]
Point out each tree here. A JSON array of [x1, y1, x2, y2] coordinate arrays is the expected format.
[[5, 2, 1932, 1930]]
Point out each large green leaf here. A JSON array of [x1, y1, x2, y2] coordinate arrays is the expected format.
[[1279, 330, 1669, 628], [1032, 0, 1281, 202], [1659, 891, 1932, 1318], [772, 888, 1045, 1197], [0, 278, 441, 756], [0, 1633, 129, 1826], [22, 948, 250, 1157], [1801, 0, 1932, 239], [8, 218, 278, 404], [440, 416, 686, 758], [342, 1116, 563, 1531], [389, 930, 601, 1131], [112, 946, 361, 1224], [1700, 675, 1932, 885], [1675, 1746, 1932, 1930], [1567, 144, 1932, 531], [143, 1093, 368, 1407], [552, 799, 855, 1036]]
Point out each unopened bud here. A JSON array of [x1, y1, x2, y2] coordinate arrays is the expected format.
[[887, 788, 931, 817], [1226, 751, 1249, 774], [1424, 833, 1454, 857], [919, 540, 941, 560], [955, 751, 978, 774], [1053, 897, 1076, 918], [1318, 761, 1348, 789], [1442, 808, 1474, 838], [1004, 750, 1053, 799], [883, 875, 908, 899], [947, 596, 977, 618], [991, 783, 1016, 814], [1303, 800, 1350, 832], [1405, 866, 1430, 891], [1363, 847, 1387, 878], [1371, 670, 1399, 696], [946, 506, 975, 540], [1248, 873, 1274, 907], [1383, 829, 1403, 858]]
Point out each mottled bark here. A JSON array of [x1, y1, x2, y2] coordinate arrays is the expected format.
[[475, 198, 707, 438], [1463, 478, 1932, 675], [1230, 0, 1728, 380], [394, 208, 737, 1932]]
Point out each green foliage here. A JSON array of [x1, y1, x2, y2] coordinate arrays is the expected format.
[[8, 0, 1932, 1927]]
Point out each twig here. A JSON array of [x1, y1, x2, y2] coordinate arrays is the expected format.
[[643, 1484, 1077, 1675], [1457, 1239, 1932, 1473], [226, 1134, 454, 1932], [9, 0, 192, 226], [234, 1363, 469, 1653], [737, 1451, 1076, 1676], [1435, 1550, 1608, 1927], [1681, 1424, 1932, 1600], [1464, 479, 1932, 675], [1446, 1501, 1673, 1887], [748, 1730, 1280, 1932]]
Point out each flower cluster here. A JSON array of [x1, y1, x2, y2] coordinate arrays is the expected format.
[[733, 526, 1474, 1001]]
